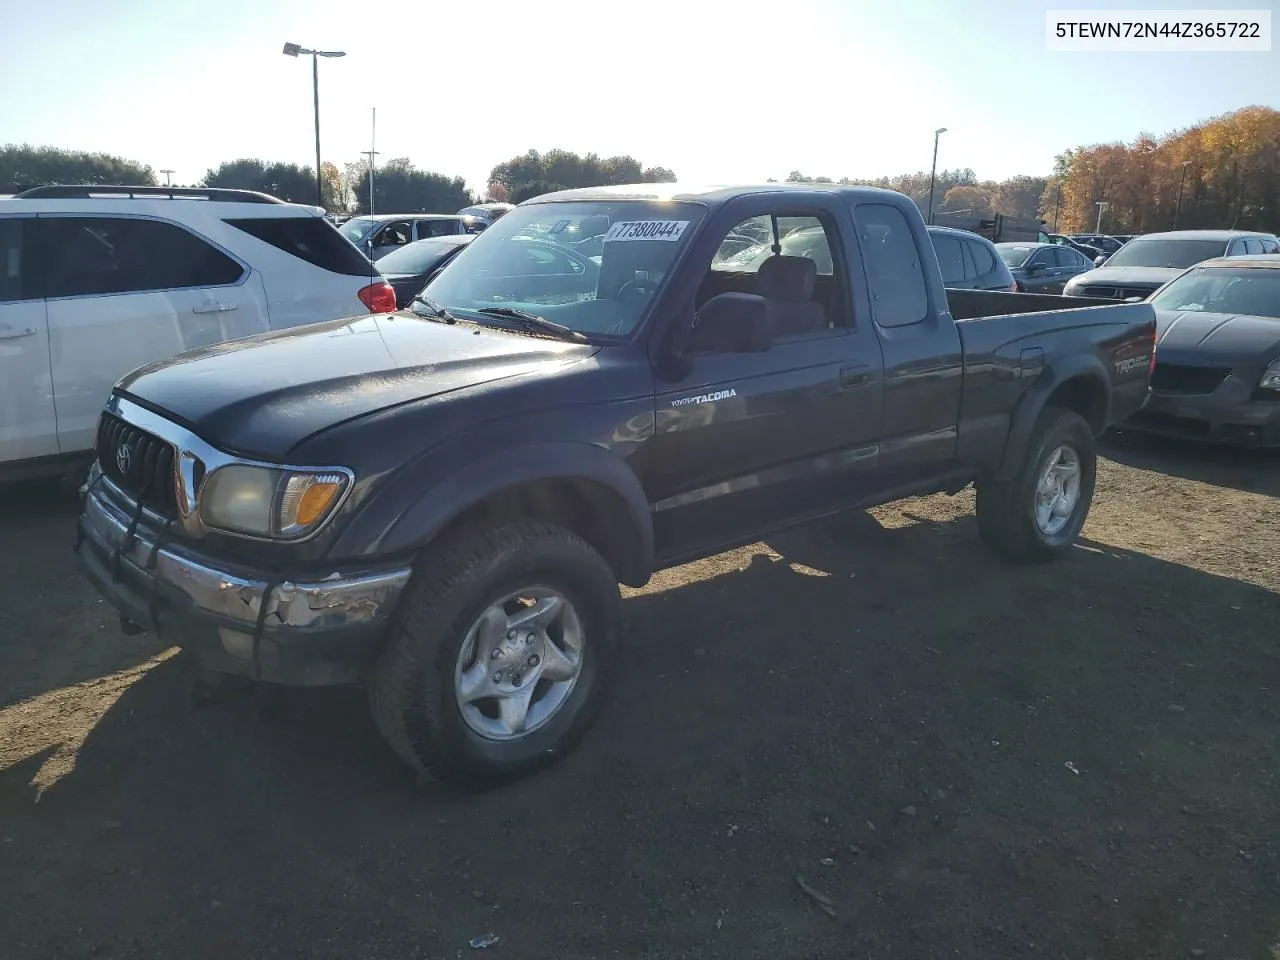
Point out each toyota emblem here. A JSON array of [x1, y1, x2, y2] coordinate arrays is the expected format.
[[115, 443, 133, 476]]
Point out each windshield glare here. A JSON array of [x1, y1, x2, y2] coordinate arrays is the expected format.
[[1105, 238, 1226, 269], [340, 218, 376, 243], [997, 245, 1036, 267], [419, 200, 704, 337], [1152, 268, 1280, 319]]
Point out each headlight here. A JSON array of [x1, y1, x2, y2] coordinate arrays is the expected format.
[[1260, 362, 1280, 391], [200, 465, 350, 539]]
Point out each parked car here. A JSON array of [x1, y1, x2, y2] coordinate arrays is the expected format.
[[77, 182, 1155, 786], [927, 226, 1018, 291], [377, 235, 476, 308], [996, 241, 1095, 293], [1063, 229, 1280, 301], [1070, 234, 1127, 257], [340, 214, 471, 260], [0, 184, 395, 481], [1124, 254, 1280, 446], [458, 202, 515, 224], [1045, 233, 1105, 261]]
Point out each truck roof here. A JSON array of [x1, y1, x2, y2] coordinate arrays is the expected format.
[[523, 181, 914, 208]]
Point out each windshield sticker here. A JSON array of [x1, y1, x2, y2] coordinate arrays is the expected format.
[[604, 220, 689, 243]]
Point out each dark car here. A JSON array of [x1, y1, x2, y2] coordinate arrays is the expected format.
[[458, 202, 515, 225], [1046, 233, 1105, 262], [1071, 234, 1127, 257], [1125, 254, 1280, 446], [77, 182, 1154, 786], [1064, 229, 1280, 301], [927, 226, 1018, 291], [996, 242, 1095, 294], [377, 234, 476, 308]]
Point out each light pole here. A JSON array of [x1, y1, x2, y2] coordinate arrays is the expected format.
[[1053, 182, 1063, 231], [282, 42, 346, 207], [1173, 161, 1192, 228], [926, 127, 947, 225], [1094, 201, 1109, 234], [160, 169, 174, 186]]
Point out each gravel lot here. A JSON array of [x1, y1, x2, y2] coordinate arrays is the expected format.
[[2, 432, 1279, 960]]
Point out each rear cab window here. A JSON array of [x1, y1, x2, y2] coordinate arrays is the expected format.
[[852, 203, 927, 328]]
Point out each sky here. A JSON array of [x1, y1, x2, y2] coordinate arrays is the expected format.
[[2, 0, 1277, 195]]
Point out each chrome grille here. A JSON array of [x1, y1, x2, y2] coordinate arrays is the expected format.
[[95, 412, 179, 519]]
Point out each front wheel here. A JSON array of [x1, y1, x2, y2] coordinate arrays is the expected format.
[[975, 408, 1097, 564], [367, 520, 619, 788]]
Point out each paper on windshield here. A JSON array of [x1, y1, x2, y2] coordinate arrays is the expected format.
[[603, 220, 689, 242]]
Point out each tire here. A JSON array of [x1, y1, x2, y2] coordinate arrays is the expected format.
[[367, 520, 619, 788], [976, 407, 1097, 564]]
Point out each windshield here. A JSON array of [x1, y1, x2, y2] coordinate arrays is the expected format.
[[1151, 267, 1280, 319], [377, 237, 469, 275], [1105, 237, 1226, 269], [340, 217, 377, 244], [418, 200, 705, 337], [997, 245, 1037, 267]]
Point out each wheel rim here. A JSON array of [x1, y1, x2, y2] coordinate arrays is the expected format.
[[452, 587, 585, 741], [1034, 444, 1082, 536]]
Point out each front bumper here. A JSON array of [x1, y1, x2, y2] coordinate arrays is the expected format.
[[1125, 370, 1280, 447], [76, 476, 412, 685]]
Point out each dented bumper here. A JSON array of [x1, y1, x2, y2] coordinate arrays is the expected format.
[[76, 477, 411, 686]]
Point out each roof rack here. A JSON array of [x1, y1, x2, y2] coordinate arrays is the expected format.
[[11, 184, 286, 204]]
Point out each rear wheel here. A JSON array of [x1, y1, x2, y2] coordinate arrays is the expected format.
[[367, 520, 618, 788], [976, 408, 1096, 564]]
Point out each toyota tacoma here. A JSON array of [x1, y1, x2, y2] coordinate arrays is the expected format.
[[77, 183, 1156, 786]]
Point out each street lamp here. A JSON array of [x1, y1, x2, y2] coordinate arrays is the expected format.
[[1094, 201, 1109, 234], [282, 42, 346, 207], [926, 127, 948, 226], [1173, 161, 1192, 228]]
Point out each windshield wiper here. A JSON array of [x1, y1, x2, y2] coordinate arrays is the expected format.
[[411, 294, 457, 324], [474, 307, 589, 343]]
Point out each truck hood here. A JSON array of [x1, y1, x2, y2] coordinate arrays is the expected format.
[[1069, 265, 1184, 289], [116, 313, 595, 457], [1155, 310, 1280, 366]]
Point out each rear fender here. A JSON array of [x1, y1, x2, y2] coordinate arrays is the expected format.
[[994, 354, 1110, 482]]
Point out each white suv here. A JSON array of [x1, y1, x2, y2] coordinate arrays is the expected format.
[[0, 185, 397, 480]]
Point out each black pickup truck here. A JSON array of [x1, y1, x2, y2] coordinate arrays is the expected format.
[[77, 183, 1156, 786]]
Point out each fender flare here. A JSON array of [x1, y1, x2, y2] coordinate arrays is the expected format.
[[371, 441, 655, 584], [994, 353, 1111, 482]]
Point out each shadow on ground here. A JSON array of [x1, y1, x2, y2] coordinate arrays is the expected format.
[[4, 510, 1278, 960], [1103, 428, 1280, 496]]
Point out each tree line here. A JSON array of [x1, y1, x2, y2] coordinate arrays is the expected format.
[[7, 108, 1279, 234]]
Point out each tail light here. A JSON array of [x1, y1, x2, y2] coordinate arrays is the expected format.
[[358, 281, 397, 314], [1148, 323, 1158, 378]]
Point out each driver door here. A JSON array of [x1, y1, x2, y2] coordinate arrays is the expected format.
[[641, 196, 886, 564]]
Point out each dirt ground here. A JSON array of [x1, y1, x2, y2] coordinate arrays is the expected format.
[[2, 431, 1279, 960]]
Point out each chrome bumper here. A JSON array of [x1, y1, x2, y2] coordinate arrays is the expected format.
[[77, 475, 412, 684]]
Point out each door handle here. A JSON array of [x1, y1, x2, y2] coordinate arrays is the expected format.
[[0, 325, 35, 340], [192, 302, 240, 314], [840, 365, 872, 387]]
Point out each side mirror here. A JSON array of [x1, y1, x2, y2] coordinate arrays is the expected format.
[[689, 293, 772, 353], [1094, 254, 1108, 267], [1027, 262, 1045, 274]]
